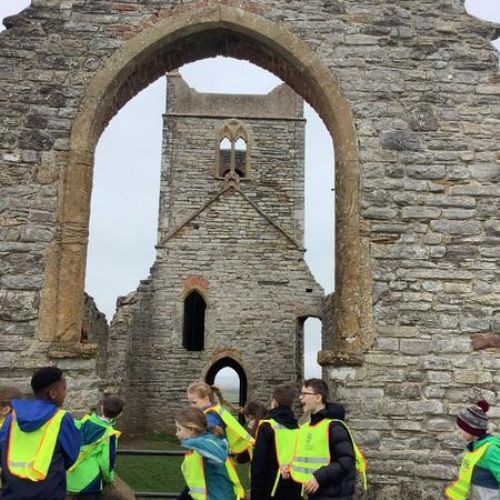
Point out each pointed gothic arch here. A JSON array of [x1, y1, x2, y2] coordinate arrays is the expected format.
[[39, 3, 370, 365]]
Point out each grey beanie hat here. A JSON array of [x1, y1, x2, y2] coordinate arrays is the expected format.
[[456, 400, 489, 437]]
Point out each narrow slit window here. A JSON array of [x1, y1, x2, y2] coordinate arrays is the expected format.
[[183, 291, 206, 351], [219, 137, 232, 177], [234, 138, 247, 177]]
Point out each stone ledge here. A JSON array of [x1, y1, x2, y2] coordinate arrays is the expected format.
[[318, 349, 364, 367], [47, 342, 98, 359]]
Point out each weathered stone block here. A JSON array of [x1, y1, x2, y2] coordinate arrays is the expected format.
[[408, 400, 445, 415]]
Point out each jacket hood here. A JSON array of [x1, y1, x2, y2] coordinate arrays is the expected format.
[[79, 413, 110, 446], [181, 432, 229, 464], [11, 399, 59, 432], [269, 405, 298, 429], [310, 401, 346, 425]]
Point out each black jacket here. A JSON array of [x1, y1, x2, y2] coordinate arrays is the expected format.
[[250, 406, 302, 500], [309, 403, 355, 500]]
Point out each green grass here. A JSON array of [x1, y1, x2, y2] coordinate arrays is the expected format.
[[116, 433, 250, 494]]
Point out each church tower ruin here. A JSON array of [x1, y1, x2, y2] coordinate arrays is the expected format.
[[105, 72, 324, 432]]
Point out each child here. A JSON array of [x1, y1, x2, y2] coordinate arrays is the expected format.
[[187, 381, 255, 456], [0, 386, 21, 430], [66, 394, 124, 499], [290, 378, 366, 499], [445, 400, 500, 499], [175, 407, 244, 500], [0, 366, 81, 500], [236, 400, 268, 465], [243, 400, 268, 439], [251, 384, 301, 500]]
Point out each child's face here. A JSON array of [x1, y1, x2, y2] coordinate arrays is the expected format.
[[49, 378, 67, 408], [458, 428, 476, 442], [175, 421, 196, 440], [299, 385, 323, 413], [0, 405, 12, 417], [187, 391, 210, 410]]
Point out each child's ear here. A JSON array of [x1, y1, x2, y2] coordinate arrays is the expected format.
[[48, 387, 56, 401]]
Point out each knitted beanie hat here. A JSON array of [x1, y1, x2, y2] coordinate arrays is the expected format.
[[456, 400, 489, 437]]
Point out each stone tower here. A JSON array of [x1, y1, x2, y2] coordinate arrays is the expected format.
[[105, 72, 324, 432]]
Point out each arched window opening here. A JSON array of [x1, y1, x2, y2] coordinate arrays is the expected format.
[[216, 120, 250, 180], [183, 291, 206, 351], [234, 138, 247, 177], [219, 137, 232, 177]]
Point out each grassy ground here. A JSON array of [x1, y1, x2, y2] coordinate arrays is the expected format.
[[116, 432, 250, 494]]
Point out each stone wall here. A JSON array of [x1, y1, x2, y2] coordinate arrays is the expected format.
[[0, 1, 499, 496], [82, 292, 109, 378]]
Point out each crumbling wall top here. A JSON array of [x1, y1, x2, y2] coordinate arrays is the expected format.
[[165, 70, 303, 119]]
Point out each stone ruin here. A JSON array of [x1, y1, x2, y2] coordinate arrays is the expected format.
[[0, 1, 499, 497], [101, 72, 324, 432]]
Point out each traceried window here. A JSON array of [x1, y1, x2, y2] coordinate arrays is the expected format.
[[216, 120, 250, 179], [183, 291, 206, 351]]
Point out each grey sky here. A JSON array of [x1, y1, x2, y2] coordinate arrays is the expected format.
[[1, 1, 499, 383]]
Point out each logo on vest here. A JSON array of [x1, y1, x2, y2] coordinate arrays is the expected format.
[[305, 432, 313, 449]]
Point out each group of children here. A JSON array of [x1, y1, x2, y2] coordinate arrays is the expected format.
[[0, 366, 499, 500], [0, 366, 123, 500], [177, 378, 366, 500]]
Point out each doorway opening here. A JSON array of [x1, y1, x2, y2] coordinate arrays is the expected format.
[[206, 357, 248, 414]]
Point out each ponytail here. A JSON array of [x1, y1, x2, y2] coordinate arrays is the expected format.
[[211, 385, 243, 414]]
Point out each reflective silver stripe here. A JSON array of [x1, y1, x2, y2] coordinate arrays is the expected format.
[[294, 456, 329, 464], [10, 461, 33, 467], [189, 487, 205, 494], [272, 424, 288, 430], [291, 464, 318, 474]]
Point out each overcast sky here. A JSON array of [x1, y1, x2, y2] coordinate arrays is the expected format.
[[1, 1, 499, 384]]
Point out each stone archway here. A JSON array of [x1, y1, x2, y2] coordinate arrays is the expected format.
[[38, 3, 368, 364], [205, 356, 248, 411]]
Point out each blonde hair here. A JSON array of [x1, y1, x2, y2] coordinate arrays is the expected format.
[[187, 380, 215, 403], [187, 380, 242, 413], [175, 407, 208, 435]]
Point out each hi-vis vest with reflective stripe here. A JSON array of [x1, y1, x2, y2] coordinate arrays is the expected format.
[[204, 404, 255, 454], [258, 418, 299, 496], [66, 414, 121, 493], [291, 418, 368, 490], [181, 449, 245, 500], [7, 408, 66, 481], [445, 440, 495, 499]]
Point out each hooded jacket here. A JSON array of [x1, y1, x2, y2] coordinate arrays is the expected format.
[[468, 434, 500, 499], [0, 399, 80, 500], [308, 402, 355, 500], [66, 412, 119, 493], [180, 432, 236, 500], [251, 405, 302, 500]]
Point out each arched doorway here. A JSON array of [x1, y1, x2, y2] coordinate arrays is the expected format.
[[39, 3, 367, 366], [206, 357, 248, 413]]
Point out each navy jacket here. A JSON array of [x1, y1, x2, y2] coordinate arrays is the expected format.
[[251, 405, 302, 500], [309, 403, 355, 500], [0, 399, 81, 500]]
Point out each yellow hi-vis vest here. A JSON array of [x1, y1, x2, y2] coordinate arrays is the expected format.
[[204, 404, 255, 455], [7, 408, 66, 481], [257, 418, 299, 497], [290, 418, 368, 491], [181, 449, 245, 500], [66, 415, 121, 492], [445, 441, 493, 499]]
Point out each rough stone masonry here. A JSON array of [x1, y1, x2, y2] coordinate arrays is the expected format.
[[0, 1, 499, 498]]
